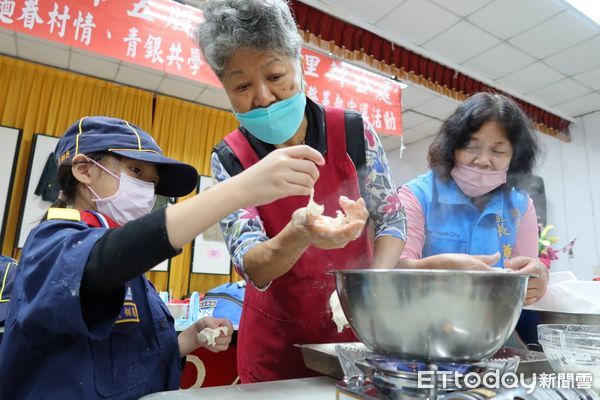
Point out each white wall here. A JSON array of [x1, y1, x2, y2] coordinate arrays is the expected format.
[[584, 112, 600, 279], [386, 112, 600, 279], [387, 137, 433, 186]]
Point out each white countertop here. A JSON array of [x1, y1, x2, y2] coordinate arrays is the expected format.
[[140, 376, 338, 400]]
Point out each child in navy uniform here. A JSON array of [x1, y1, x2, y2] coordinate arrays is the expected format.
[[0, 116, 324, 399]]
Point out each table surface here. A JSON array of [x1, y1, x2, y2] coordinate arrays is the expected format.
[[140, 376, 338, 400]]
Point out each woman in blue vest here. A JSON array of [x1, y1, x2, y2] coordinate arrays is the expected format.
[[399, 93, 548, 306], [0, 116, 324, 399]]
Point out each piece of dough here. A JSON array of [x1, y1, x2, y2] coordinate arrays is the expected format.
[[332, 210, 347, 228], [197, 326, 228, 347], [329, 290, 349, 333], [306, 188, 325, 217]]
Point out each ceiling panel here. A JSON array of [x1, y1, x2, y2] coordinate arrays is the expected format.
[[115, 63, 165, 92], [413, 118, 443, 136], [412, 96, 458, 120], [543, 36, 600, 77], [497, 62, 565, 94], [573, 67, 600, 91], [0, 27, 14, 36], [157, 77, 206, 102], [71, 47, 123, 64], [16, 32, 69, 50], [428, 0, 492, 17], [0, 31, 16, 56], [377, 0, 460, 45], [555, 92, 600, 117], [424, 21, 500, 64], [306, 0, 600, 117], [527, 78, 591, 106], [468, 0, 566, 39], [463, 43, 534, 80], [319, 0, 405, 24], [16, 37, 69, 69], [195, 87, 232, 110], [402, 110, 430, 129], [380, 135, 404, 151], [401, 85, 436, 109], [402, 128, 435, 145], [69, 52, 119, 81], [508, 10, 599, 59]]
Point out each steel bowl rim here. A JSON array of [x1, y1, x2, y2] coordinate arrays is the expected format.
[[331, 268, 528, 279]]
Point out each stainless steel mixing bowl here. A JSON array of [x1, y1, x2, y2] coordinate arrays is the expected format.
[[333, 269, 528, 363]]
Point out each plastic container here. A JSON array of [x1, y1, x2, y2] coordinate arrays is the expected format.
[[538, 324, 600, 392], [188, 292, 200, 322], [167, 303, 189, 320]]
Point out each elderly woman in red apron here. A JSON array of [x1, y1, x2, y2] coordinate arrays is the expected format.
[[195, 0, 407, 383]]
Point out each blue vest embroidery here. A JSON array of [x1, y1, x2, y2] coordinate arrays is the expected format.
[[406, 171, 529, 267]]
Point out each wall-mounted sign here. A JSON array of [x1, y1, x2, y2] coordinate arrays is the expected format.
[[0, 0, 220, 86], [302, 47, 403, 136]]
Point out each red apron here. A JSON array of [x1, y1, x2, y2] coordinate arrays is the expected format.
[[224, 107, 373, 383]]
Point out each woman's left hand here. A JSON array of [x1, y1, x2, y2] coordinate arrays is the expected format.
[[505, 256, 549, 306], [179, 317, 234, 357]]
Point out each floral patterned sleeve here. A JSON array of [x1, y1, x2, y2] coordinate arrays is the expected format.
[[362, 119, 407, 241], [210, 152, 270, 289]]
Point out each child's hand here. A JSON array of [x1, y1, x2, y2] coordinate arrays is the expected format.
[[194, 317, 233, 353], [236, 145, 325, 206], [178, 317, 233, 357]]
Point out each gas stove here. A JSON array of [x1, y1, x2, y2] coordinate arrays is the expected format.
[[297, 343, 599, 400], [334, 344, 519, 400]]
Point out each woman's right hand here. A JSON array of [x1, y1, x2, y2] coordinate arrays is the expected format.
[[236, 145, 325, 206]]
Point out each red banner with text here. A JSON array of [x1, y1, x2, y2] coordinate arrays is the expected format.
[[0, 0, 220, 86], [302, 47, 402, 136], [0, 0, 402, 135]]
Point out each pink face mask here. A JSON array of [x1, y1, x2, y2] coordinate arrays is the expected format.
[[450, 162, 508, 198], [86, 158, 156, 225]]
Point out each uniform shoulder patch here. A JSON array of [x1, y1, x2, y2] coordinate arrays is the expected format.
[[47, 208, 81, 222]]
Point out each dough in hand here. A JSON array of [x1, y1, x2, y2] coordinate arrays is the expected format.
[[305, 189, 349, 228], [329, 290, 350, 333], [197, 326, 228, 347]]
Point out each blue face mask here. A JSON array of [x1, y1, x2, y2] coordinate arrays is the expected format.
[[234, 82, 307, 145]]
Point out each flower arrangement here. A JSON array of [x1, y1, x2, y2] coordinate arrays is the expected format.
[[538, 224, 576, 268]]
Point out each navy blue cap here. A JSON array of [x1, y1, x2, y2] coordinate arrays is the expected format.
[[55, 116, 198, 197], [0, 255, 17, 324]]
